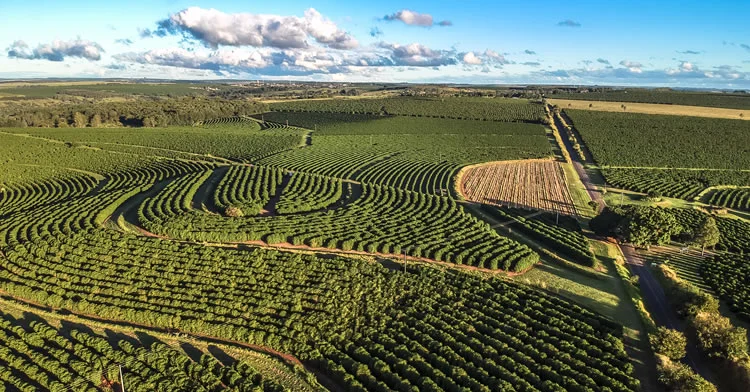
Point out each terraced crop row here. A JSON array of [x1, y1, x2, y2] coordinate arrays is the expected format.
[[0, 311, 286, 392], [0, 171, 99, 214], [704, 187, 750, 210], [213, 166, 284, 215], [276, 173, 343, 214], [143, 175, 539, 272], [201, 116, 262, 130]]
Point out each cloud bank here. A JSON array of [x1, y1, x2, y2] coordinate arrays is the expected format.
[[151, 7, 358, 50], [6, 39, 104, 61]]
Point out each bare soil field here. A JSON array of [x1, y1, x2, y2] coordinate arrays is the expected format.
[[548, 98, 749, 121], [459, 159, 577, 215]]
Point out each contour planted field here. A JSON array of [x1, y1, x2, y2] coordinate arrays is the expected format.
[[142, 169, 539, 272], [0, 102, 640, 391], [460, 160, 577, 215], [702, 187, 750, 211], [269, 96, 547, 123]]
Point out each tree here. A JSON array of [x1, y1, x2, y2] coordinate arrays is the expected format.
[[656, 355, 716, 392], [646, 190, 662, 201], [650, 327, 687, 360], [73, 112, 88, 128], [90, 114, 102, 128], [692, 216, 720, 255], [621, 207, 681, 248], [693, 312, 749, 360]]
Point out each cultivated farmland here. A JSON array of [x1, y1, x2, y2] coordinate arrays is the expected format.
[[460, 160, 577, 215]]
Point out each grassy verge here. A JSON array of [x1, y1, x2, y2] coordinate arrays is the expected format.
[[561, 162, 596, 218]]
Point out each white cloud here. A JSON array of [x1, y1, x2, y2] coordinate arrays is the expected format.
[[462, 52, 482, 65], [377, 42, 457, 66], [383, 10, 450, 27], [619, 60, 643, 73], [155, 7, 357, 50], [6, 39, 104, 62]]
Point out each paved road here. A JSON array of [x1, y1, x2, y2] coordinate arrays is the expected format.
[[551, 108, 713, 381]]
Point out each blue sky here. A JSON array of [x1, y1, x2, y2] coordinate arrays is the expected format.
[[1, 0, 749, 87]]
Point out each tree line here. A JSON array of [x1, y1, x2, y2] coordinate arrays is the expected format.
[[0, 97, 268, 128]]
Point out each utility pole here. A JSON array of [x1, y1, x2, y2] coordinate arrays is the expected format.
[[403, 250, 407, 273], [119, 364, 126, 392]]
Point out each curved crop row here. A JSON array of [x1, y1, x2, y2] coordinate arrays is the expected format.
[[0, 172, 99, 214], [144, 175, 539, 272], [276, 173, 343, 214], [213, 166, 284, 215], [704, 187, 750, 210]]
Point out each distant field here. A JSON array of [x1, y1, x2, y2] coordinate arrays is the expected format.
[[459, 159, 577, 215], [565, 110, 750, 169], [269, 96, 547, 122], [0, 82, 210, 98], [549, 89, 750, 110], [257, 111, 544, 135]]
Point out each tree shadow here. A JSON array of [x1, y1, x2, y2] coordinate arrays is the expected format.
[[207, 345, 237, 367], [179, 342, 205, 362]]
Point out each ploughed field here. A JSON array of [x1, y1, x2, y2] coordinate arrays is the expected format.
[[459, 159, 577, 216]]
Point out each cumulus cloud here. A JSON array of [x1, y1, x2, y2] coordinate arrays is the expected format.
[[741, 43, 750, 52], [115, 38, 133, 46], [524, 49, 536, 55], [377, 42, 457, 66], [462, 52, 482, 65], [596, 58, 610, 65], [557, 19, 581, 27], [619, 60, 643, 73], [677, 50, 701, 55], [522, 61, 541, 67], [483, 49, 510, 65], [152, 7, 358, 50], [6, 39, 104, 61], [383, 10, 450, 27], [370, 27, 383, 37]]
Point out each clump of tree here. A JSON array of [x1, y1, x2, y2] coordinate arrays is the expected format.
[[590, 206, 682, 248], [0, 97, 268, 128], [650, 327, 687, 361]]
